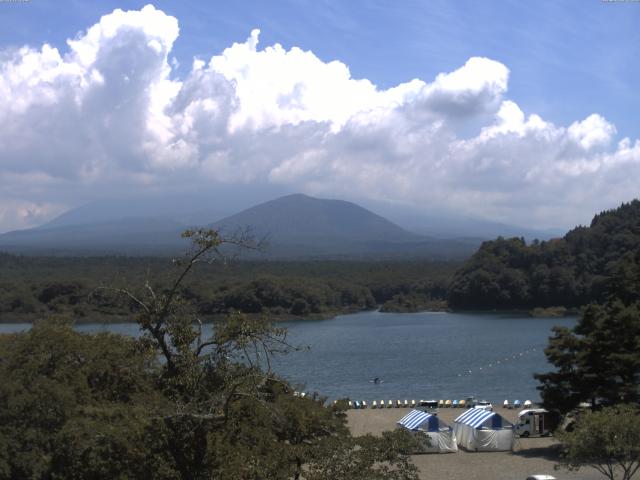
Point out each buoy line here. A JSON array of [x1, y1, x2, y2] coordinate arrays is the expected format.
[[455, 345, 544, 377]]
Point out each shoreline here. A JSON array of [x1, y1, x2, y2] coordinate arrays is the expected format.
[[0, 305, 578, 324]]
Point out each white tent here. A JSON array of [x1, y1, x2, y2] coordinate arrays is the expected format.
[[397, 409, 458, 453], [453, 408, 514, 452]]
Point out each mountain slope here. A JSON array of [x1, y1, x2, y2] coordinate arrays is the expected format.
[[0, 218, 187, 255], [448, 199, 640, 309], [214, 194, 422, 243], [39, 195, 228, 230], [0, 193, 478, 258], [212, 194, 477, 259]]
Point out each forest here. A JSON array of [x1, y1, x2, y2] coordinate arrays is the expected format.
[[2, 200, 640, 322], [448, 200, 640, 310], [0, 253, 456, 322]]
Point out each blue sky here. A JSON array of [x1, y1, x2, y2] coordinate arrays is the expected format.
[[3, 0, 638, 138], [0, 1, 639, 232]]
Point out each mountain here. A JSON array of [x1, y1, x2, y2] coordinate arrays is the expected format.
[[212, 193, 477, 259], [0, 218, 187, 255], [39, 195, 230, 230], [214, 193, 421, 244], [367, 203, 563, 241], [391, 214, 562, 241], [0, 193, 478, 259]]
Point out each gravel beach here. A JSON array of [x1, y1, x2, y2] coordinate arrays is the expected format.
[[347, 407, 602, 480]]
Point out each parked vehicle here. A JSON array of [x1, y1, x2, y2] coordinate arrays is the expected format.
[[419, 399, 439, 410], [475, 400, 493, 411], [516, 409, 560, 437]]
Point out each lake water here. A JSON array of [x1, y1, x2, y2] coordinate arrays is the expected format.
[[0, 311, 575, 404]]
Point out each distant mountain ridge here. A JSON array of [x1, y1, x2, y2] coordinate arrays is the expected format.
[[0, 193, 480, 258], [0, 218, 187, 255], [39, 195, 229, 230], [0, 192, 550, 259]]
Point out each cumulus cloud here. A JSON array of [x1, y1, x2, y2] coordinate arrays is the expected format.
[[0, 5, 639, 232], [568, 114, 616, 150]]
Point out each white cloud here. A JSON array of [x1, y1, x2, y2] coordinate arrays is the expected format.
[[568, 114, 616, 150], [0, 199, 65, 232], [0, 5, 638, 232]]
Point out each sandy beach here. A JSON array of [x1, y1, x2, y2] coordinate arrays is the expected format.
[[347, 407, 602, 480]]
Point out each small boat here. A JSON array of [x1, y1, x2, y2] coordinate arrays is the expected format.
[[404, 399, 409, 408], [396, 400, 402, 408], [348, 400, 353, 408], [445, 399, 452, 407], [452, 399, 459, 408], [361, 400, 367, 409], [372, 400, 377, 409], [524, 400, 532, 408], [459, 399, 466, 408], [354, 400, 360, 409], [503, 399, 510, 409], [380, 400, 385, 408], [513, 400, 522, 409], [438, 399, 445, 408], [388, 400, 394, 408], [410, 399, 416, 408]]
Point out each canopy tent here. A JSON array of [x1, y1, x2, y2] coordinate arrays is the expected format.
[[453, 408, 514, 452], [397, 410, 458, 453]]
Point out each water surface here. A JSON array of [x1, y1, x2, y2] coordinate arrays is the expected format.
[[1, 311, 575, 404], [273, 310, 574, 403]]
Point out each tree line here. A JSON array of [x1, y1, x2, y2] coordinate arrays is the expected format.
[[448, 200, 640, 310], [0, 254, 456, 322], [527, 201, 640, 480]]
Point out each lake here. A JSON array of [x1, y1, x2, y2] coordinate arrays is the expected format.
[[0, 310, 575, 404]]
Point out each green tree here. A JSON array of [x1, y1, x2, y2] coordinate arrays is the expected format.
[[0, 316, 166, 479], [535, 249, 640, 414], [448, 200, 640, 310], [0, 229, 420, 479], [535, 299, 640, 413], [557, 405, 640, 480]]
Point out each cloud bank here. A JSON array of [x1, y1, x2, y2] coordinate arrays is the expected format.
[[1, 4, 638, 232]]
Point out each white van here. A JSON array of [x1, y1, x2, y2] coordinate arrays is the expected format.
[[516, 409, 559, 437]]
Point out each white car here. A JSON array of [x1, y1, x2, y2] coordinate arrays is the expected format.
[[475, 400, 493, 411]]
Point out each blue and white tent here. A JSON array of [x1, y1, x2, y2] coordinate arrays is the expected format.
[[397, 410, 458, 453], [453, 408, 514, 451]]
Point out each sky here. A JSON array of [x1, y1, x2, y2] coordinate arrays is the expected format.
[[0, 0, 639, 233]]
